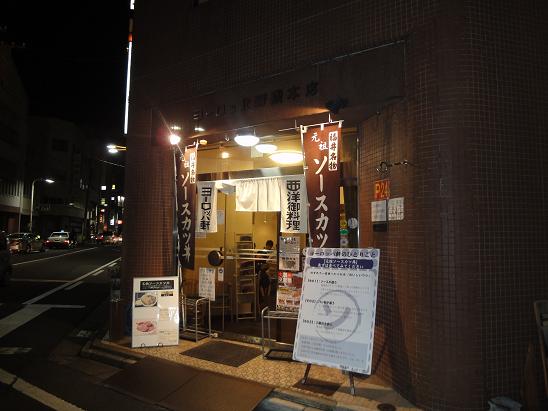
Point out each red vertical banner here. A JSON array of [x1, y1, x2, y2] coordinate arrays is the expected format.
[[177, 146, 197, 269], [302, 123, 341, 247]]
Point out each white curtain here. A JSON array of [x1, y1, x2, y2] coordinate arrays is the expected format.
[[235, 180, 258, 211], [235, 177, 282, 212]]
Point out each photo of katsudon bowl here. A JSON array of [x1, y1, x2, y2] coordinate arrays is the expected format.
[[134, 292, 158, 307]]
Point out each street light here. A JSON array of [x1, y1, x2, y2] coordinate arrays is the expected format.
[[106, 144, 127, 154], [169, 134, 181, 146], [30, 178, 54, 232]]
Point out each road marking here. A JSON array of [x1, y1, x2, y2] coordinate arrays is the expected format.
[[11, 278, 69, 283], [92, 269, 105, 277], [0, 347, 32, 355], [0, 304, 85, 339], [23, 257, 121, 305], [32, 304, 86, 309], [0, 305, 50, 338], [64, 281, 83, 291], [0, 367, 84, 410], [0, 367, 16, 384], [12, 247, 98, 266]]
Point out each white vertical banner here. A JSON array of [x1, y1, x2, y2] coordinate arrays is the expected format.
[[280, 175, 308, 233], [196, 181, 218, 233]]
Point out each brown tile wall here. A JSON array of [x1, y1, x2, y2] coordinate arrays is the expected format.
[[126, 0, 548, 409], [463, 0, 548, 406], [121, 106, 175, 302]]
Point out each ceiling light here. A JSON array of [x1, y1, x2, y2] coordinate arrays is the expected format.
[[169, 134, 181, 145], [194, 126, 205, 132], [269, 150, 304, 165], [45, 179, 55, 184], [108, 148, 118, 153], [221, 152, 230, 159], [255, 143, 278, 154], [234, 134, 259, 147]]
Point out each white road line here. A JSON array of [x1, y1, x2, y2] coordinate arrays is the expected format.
[[0, 305, 50, 339], [0, 367, 16, 384], [64, 281, 83, 291], [32, 304, 86, 309], [11, 278, 68, 283], [0, 304, 86, 339], [7, 372, 84, 410], [23, 257, 121, 305], [13, 247, 98, 266], [92, 269, 105, 277]]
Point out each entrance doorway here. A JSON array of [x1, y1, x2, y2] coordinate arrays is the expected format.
[[180, 125, 359, 342]]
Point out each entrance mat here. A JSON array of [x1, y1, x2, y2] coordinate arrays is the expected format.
[[293, 378, 341, 396], [160, 370, 272, 411], [181, 340, 261, 367], [264, 348, 294, 361], [104, 356, 199, 403]]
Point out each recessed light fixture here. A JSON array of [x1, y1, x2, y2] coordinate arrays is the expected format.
[[221, 151, 230, 159], [269, 150, 304, 165], [234, 134, 259, 147], [255, 143, 278, 154]]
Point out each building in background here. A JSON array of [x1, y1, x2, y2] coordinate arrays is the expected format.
[[0, 44, 29, 233], [122, 1, 548, 410], [24, 117, 125, 241]]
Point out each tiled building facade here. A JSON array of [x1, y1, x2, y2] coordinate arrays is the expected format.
[[123, 1, 548, 409]]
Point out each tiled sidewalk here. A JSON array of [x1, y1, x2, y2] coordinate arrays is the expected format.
[[115, 337, 420, 411]]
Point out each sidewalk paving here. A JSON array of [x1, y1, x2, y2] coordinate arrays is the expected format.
[[88, 334, 419, 411]]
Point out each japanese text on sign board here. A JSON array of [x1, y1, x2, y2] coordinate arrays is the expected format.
[[196, 182, 217, 233], [177, 146, 197, 269], [302, 124, 341, 247], [280, 175, 307, 234]]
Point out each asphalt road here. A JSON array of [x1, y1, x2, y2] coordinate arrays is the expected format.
[[0, 246, 162, 410]]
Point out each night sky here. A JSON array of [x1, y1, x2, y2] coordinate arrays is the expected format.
[[2, 1, 130, 133]]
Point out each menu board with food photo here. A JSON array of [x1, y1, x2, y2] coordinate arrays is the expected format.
[[276, 271, 303, 312], [132, 276, 179, 348]]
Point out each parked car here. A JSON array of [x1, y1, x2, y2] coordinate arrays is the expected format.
[[7, 232, 45, 254], [46, 231, 74, 249], [96, 231, 114, 245], [0, 231, 12, 285]]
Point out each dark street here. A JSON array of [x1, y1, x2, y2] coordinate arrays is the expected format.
[[0, 246, 162, 410]]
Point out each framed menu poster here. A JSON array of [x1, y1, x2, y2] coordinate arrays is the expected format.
[[132, 276, 180, 348], [293, 248, 380, 374]]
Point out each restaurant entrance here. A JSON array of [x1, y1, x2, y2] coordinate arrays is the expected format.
[[180, 124, 359, 343]]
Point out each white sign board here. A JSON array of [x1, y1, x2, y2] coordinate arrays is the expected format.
[[388, 197, 404, 221], [199, 267, 216, 301], [293, 248, 380, 375], [371, 200, 387, 222], [132, 276, 179, 348]]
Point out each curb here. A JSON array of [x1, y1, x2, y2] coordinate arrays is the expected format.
[[80, 338, 144, 368]]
